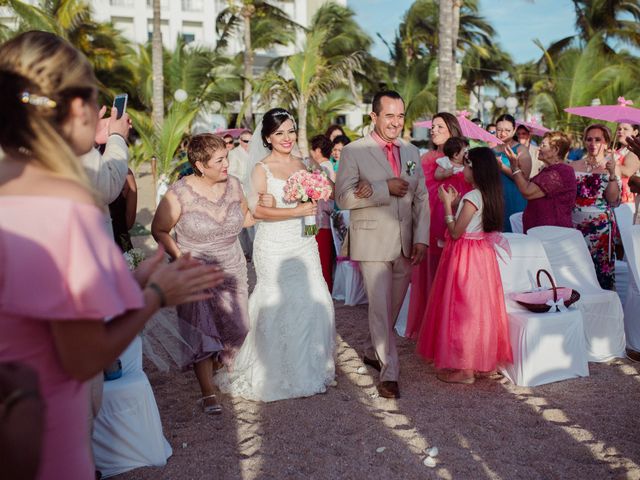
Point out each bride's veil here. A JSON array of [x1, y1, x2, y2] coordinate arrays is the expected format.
[[245, 120, 270, 213]]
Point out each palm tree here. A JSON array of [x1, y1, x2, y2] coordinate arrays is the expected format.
[[511, 61, 539, 119], [2, 0, 135, 101], [399, 0, 494, 59], [309, 2, 375, 102], [543, 0, 640, 57], [306, 88, 357, 138], [255, 28, 361, 157], [128, 103, 197, 179], [216, 0, 298, 127], [532, 34, 640, 134], [151, 0, 164, 130], [437, 0, 456, 112]]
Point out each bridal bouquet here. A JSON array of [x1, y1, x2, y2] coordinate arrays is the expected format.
[[283, 169, 332, 235]]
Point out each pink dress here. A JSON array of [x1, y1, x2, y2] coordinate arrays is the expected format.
[[405, 150, 472, 339], [416, 190, 512, 372], [0, 197, 143, 480]]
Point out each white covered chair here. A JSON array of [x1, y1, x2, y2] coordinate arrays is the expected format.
[[498, 233, 589, 387], [330, 210, 367, 306], [93, 335, 172, 478], [616, 213, 640, 351], [509, 212, 524, 233], [528, 226, 625, 362], [615, 203, 636, 305]]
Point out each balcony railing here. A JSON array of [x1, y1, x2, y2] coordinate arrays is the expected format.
[[110, 0, 134, 6], [181, 0, 204, 12]]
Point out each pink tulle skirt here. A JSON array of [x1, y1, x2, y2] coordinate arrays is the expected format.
[[416, 232, 513, 372]]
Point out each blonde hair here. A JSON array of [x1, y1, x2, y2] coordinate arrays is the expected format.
[[0, 31, 97, 192], [543, 131, 571, 159]]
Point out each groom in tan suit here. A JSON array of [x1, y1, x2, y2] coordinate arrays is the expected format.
[[335, 90, 430, 399]]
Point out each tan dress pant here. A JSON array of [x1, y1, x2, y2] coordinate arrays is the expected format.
[[359, 256, 412, 382]]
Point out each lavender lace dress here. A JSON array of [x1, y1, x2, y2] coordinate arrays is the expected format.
[[170, 176, 249, 367]]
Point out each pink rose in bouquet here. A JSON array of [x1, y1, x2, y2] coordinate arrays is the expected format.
[[283, 169, 332, 235]]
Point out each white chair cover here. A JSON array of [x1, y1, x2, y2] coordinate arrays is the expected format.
[[528, 226, 625, 362], [510, 212, 524, 234], [615, 260, 629, 306], [330, 210, 367, 306], [498, 233, 589, 386], [93, 336, 172, 478], [616, 221, 640, 351]]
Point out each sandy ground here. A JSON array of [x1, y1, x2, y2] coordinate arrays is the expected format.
[[118, 165, 640, 480]]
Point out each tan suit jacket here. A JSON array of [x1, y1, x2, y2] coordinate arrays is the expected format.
[[335, 134, 430, 261]]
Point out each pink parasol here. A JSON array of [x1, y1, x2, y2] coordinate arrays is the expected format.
[[214, 127, 247, 138], [414, 111, 503, 144], [564, 97, 640, 125], [516, 117, 550, 136]]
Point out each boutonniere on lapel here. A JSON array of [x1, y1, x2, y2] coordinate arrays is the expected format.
[[406, 160, 416, 176]]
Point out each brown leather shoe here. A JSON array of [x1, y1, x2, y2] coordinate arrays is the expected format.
[[377, 381, 400, 399], [362, 355, 382, 372]]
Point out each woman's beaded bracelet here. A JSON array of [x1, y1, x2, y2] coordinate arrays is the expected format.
[[147, 282, 167, 308]]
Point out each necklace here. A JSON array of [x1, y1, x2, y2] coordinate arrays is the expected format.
[[584, 156, 605, 173]]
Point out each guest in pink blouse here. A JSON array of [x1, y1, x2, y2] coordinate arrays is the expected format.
[[0, 32, 223, 480], [507, 131, 577, 233], [406, 112, 464, 339]]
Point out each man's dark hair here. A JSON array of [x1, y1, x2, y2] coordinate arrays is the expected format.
[[332, 134, 351, 146], [372, 90, 404, 115], [310, 134, 332, 159]]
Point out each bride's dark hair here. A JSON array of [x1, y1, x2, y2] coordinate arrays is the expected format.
[[261, 108, 297, 149]]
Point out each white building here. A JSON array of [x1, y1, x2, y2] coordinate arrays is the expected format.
[[90, 0, 344, 52]]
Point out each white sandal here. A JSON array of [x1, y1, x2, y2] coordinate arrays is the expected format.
[[199, 394, 222, 415]]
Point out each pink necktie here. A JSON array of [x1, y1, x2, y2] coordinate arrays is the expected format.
[[385, 143, 400, 177]]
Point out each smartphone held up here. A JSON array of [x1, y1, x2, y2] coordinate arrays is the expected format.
[[113, 93, 128, 119]]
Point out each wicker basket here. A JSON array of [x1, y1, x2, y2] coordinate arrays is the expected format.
[[514, 269, 581, 313]]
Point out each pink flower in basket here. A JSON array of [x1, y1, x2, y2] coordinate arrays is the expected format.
[[283, 170, 332, 235]]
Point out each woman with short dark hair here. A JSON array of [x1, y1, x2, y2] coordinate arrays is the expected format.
[[508, 131, 577, 232]]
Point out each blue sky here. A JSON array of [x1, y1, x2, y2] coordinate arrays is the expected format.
[[347, 0, 578, 63]]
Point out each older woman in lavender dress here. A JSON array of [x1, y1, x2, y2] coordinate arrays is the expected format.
[[152, 134, 271, 414]]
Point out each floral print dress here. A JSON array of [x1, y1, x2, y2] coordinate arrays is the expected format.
[[572, 172, 621, 290]]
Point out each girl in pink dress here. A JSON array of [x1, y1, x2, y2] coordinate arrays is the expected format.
[[416, 147, 512, 384], [406, 113, 466, 338], [0, 32, 222, 480]]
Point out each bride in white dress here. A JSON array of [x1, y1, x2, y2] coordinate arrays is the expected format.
[[215, 108, 336, 402]]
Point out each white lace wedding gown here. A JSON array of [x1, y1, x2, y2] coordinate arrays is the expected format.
[[215, 162, 336, 402]]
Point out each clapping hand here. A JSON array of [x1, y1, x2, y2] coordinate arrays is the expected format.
[[505, 146, 520, 171], [355, 180, 373, 198], [437, 184, 458, 206], [147, 253, 225, 306]]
